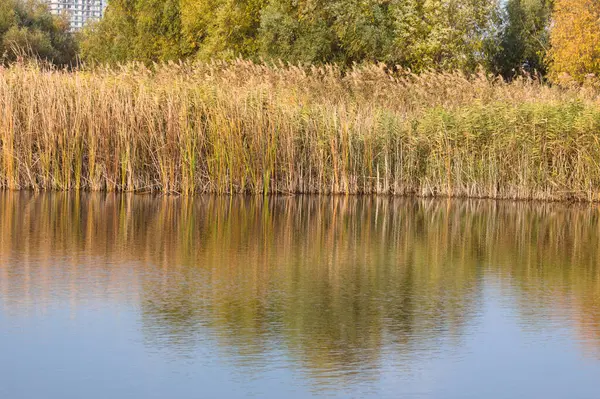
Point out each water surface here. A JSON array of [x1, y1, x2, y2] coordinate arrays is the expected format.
[[1, 193, 599, 398]]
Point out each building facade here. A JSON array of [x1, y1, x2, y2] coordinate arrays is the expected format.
[[44, 0, 108, 30]]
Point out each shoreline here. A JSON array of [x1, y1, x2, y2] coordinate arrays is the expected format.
[[0, 189, 596, 205]]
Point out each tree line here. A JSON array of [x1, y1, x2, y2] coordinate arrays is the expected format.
[[1, 0, 599, 82], [0, 0, 76, 65]]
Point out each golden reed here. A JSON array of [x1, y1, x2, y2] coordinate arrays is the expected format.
[[2, 61, 600, 200]]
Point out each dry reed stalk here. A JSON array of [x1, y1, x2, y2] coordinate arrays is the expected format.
[[1, 61, 600, 200]]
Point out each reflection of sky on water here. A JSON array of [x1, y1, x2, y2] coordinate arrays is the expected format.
[[3, 281, 599, 399]]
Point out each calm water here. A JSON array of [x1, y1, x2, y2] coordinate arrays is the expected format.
[[1, 193, 600, 398]]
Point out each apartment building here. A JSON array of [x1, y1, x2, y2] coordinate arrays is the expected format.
[[44, 0, 108, 30]]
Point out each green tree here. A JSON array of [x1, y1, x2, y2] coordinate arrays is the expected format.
[[81, 0, 501, 71], [257, 0, 499, 70], [493, 0, 552, 78], [182, 0, 266, 60], [81, 0, 189, 63], [0, 0, 77, 65], [257, 0, 339, 64], [79, 0, 136, 63], [257, 0, 397, 65], [390, 0, 501, 72], [136, 0, 188, 60], [82, 0, 265, 63]]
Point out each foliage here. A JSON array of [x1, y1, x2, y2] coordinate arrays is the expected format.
[[182, 0, 266, 60], [80, 0, 188, 63], [252, 0, 502, 70], [0, 0, 77, 65], [257, 0, 341, 64], [548, 0, 600, 83], [82, 0, 266, 63], [81, 0, 501, 72], [390, 0, 501, 72], [257, 0, 400, 65], [493, 0, 552, 78]]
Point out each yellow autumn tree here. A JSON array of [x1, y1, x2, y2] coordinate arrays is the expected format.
[[549, 0, 600, 83]]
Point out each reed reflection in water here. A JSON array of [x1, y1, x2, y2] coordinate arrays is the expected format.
[[1, 192, 600, 398]]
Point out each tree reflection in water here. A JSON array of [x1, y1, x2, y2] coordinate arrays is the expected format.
[[1, 192, 599, 385]]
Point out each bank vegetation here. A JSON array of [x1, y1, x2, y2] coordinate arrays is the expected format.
[[2, 61, 600, 200]]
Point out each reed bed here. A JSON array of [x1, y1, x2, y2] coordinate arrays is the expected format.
[[1, 60, 600, 200]]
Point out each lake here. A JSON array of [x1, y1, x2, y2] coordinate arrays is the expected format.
[[1, 193, 599, 398]]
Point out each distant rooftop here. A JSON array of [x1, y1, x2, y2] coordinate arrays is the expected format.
[[42, 0, 108, 30]]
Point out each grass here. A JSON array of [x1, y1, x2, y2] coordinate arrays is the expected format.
[[1, 60, 600, 200]]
